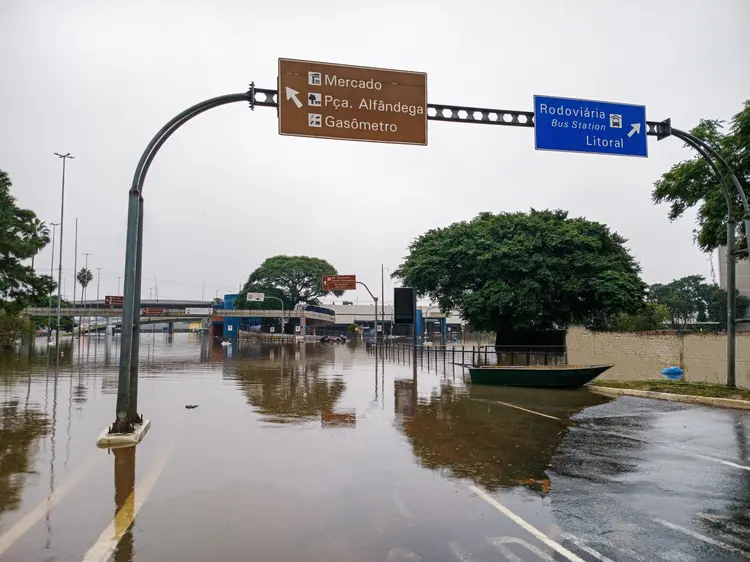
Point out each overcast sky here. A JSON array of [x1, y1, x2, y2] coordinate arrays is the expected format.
[[2, 0, 749, 305]]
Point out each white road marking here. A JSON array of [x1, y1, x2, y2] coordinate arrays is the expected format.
[[488, 536, 556, 562], [655, 518, 750, 559], [560, 533, 615, 562], [470, 399, 564, 422], [594, 430, 750, 472], [700, 513, 750, 535], [448, 541, 477, 562], [0, 454, 103, 555], [81, 444, 174, 562], [469, 486, 584, 562]]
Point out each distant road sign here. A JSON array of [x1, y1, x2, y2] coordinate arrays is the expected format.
[[185, 307, 212, 316], [278, 58, 427, 145], [140, 308, 164, 316], [246, 293, 264, 302], [323, 275, 357, 291], [534, 95, 647, 158], [105, 295, 123, 306]]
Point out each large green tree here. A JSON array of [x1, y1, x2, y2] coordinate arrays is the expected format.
[[0, 170, 55, 313], [652, 101, 750, 252], [234, 255, 343, 310], [393, 210, 646, 341]]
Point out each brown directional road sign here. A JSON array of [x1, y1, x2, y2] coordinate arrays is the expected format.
[[105, 295, 123, 306], [278, 58, 427, 145], [323, 275, 357, 291]]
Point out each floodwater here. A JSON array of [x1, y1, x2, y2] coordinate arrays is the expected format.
[[0, 334, 749, 562]]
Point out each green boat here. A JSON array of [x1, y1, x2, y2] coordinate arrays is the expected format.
[[467, 364, 614, 388]]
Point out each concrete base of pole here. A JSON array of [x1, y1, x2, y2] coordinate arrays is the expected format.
[[96, 419, 151, 448]]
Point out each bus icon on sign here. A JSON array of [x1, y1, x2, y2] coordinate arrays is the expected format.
[[609, 114, 622, 128]]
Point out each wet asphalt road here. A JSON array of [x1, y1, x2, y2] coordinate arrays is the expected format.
[[0, 335, 748, 561]]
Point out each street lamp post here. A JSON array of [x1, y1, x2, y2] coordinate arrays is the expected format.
[[54, 152, 73, 351], [83, 252, 91, 337], [264, 296, 285, 336], [47, 222, 59, 341]]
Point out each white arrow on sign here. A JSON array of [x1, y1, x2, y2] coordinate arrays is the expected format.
[[627, 123, 641, 137], [285, 87, 302, 109]]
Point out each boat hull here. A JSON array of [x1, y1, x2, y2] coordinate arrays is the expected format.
[[467, 365, 613, 388]]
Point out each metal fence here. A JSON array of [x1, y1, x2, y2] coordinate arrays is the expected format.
[[366, 342, 567, 368]]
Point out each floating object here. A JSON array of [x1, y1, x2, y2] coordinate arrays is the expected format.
[[467, 364, 614, 388], [185, 405, 199, 409], [661, 365, 684, 381]]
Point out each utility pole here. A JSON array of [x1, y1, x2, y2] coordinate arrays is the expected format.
[[54, 152, 73, 351], [73, 219, 78, 305], [202, 281, 207, 301], [117, 276, 122, 296], [83, 252, 91, 337], [381, 264, 387, 336], [47, 222, 59, 341], [153, 276, 159, 301], [96, 267, 102, 301]]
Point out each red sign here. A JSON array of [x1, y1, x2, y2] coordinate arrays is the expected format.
[[105, 295, 123, 306], [140, 308, 164, 316], [322, 275, 356, 291]]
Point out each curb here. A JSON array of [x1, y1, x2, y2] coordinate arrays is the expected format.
[[588, 386, 750, 410]]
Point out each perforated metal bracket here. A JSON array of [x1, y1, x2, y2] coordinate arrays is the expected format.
[[428, 104, 534, 128], [248, 87, 670, 138]]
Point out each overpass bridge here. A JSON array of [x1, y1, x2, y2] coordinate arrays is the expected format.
[[25, 306, 336, 335]]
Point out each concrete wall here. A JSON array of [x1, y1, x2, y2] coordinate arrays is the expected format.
[[567, 326, 750, 388]]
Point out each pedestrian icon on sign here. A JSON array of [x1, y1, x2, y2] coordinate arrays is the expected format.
[[308, 113, 322, 128], [308, 72, 321, 86], [609, 114, 622, 128], [308, 93, 322, 107]]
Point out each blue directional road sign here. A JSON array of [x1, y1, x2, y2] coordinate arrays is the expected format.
[[534, 95, 647, 158]]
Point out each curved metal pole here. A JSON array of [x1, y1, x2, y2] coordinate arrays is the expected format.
[[112, 93, 251, 433], [675, 127, 750, 248], [264, 295, 285, 336], [356, 281, 379, 339], [672, 128, 737, 388]]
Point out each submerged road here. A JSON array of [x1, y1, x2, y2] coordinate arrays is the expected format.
[[0, 335, 748, 561]]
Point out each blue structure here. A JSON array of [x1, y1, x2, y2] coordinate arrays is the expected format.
[[534, 95, 647, 157], [223, 293, 241, 339]]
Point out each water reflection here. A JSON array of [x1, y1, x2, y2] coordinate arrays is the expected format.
[[225, 343, 346, 424], [395, 382, 610, 493], [0, 398, 50, 516]]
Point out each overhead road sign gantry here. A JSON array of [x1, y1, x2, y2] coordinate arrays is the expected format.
[[278, 58, 427, 146], [534, 95, 648, 157]]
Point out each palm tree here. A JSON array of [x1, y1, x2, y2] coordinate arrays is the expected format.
[[76, 268, 93, 305]]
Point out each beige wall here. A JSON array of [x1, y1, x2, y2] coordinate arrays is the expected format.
[[567, 326, 750, 388]]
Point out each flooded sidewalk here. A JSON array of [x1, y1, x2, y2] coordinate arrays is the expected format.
[[0, 335, 748, 561]]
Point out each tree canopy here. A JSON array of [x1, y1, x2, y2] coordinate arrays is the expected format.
[[393, 210, 646, 338], [0, 170, 55, 314], [652, 101, 750, 252], [235, 255, 342, 310]]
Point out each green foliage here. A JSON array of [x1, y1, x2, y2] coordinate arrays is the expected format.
[[615, 302, 670, 331], [235, 255, 342, 310], [652, 101, 750, 252], [646, 274, 749, 330], [76, 268, 93, 303], [29, 295, 74, 331], [347, 322, 359, 333], [0, 312, 36, 348], [0, 170, 55, 313], [393, 210, 646, 336]]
